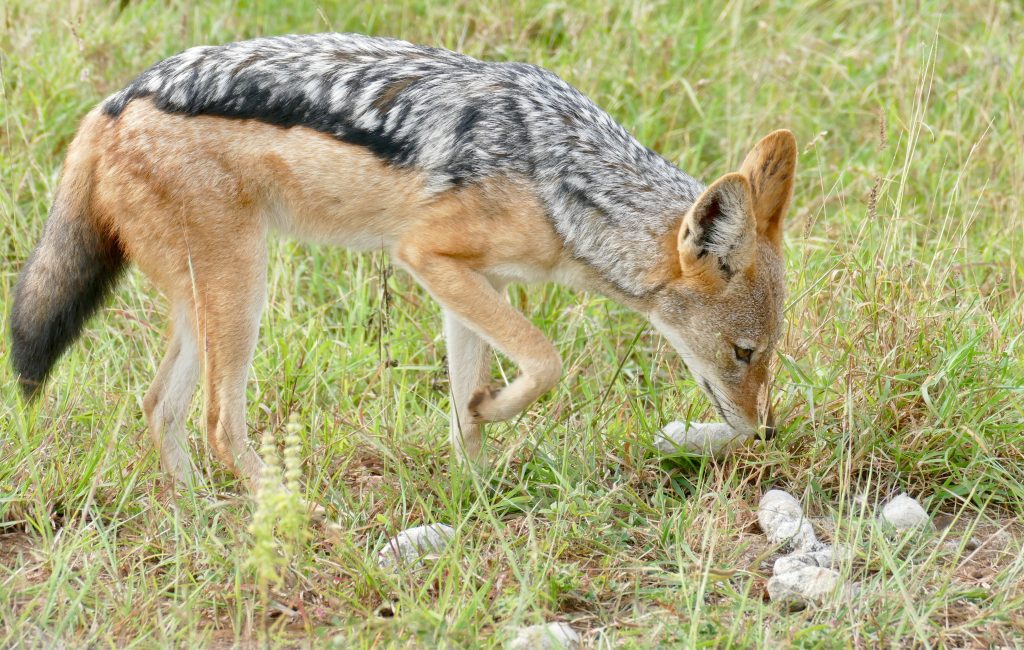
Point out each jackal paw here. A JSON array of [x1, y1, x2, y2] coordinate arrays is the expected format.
[[468, 385, 502, 423]]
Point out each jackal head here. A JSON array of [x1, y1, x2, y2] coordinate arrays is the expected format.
[[650, 130, 797, 441]]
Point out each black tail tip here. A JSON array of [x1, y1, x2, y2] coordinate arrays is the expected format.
[[17, 376, 44, 401], [11, 326, 52, 402]]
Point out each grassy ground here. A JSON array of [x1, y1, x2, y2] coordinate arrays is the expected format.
[[2, 0, 1022, 647]]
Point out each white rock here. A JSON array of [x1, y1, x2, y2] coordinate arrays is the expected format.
[[377, 524, 455, 569], [758, 490, 821, 553], [757, 491, 857, 608], [655, 421, 750, 458], [766, 566, 841, 608], [506, 622, 580, 650], [773, 547, 834, 575], [880, 494, 930, 530]]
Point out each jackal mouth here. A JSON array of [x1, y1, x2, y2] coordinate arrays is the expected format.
[[702, 378, 732, 429]]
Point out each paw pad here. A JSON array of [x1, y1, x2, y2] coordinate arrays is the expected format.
[[468, 386, 500, 420]]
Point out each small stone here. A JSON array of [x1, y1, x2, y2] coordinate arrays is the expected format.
[[773, 547, 833, 575], [377, 524, 455, 569], [773, 555, 809, 575], [758, 490, 820, 553], [507, 622, 580, 650], [766, 566, 841, 609], [655, 421, 748, 458], [880, 494, 930, 530]]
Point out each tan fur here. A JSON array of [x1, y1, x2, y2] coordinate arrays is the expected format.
[[15, 111, 107, 333], [739, 129, 797, 249], [60, 99, 793, 482], [652, 130, 796, 442], [143, 301, 200, 484], [82, 98, 576, 478], [393, 179, 567, 431]]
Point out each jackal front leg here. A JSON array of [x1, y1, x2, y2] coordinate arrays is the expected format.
[[444, 308, 492, 463], [398, 245, 561, 429]]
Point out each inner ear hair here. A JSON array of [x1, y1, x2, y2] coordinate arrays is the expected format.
[[678, 172, 756, 285], [683, 173, 753, 257]]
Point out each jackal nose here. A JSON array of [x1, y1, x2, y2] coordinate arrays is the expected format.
[[762, 407, 777, 440]]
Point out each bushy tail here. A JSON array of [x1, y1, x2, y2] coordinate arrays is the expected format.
[[10, 112, 125, 398]]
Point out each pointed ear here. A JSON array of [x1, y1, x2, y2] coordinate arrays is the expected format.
[[739, 129, 797, 249], [678, 172, 756, 290]]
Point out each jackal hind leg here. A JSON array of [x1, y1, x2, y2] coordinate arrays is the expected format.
[[143, 300, 200, 486], [195, 248, 267, 490]]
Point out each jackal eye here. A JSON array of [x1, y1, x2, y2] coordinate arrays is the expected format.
[[734, 345, 754, 364]]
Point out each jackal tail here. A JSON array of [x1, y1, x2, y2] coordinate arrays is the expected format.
[[10, 110, 125, 398]]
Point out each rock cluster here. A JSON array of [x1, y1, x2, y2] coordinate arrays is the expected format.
[[758, 490, 848, 609]]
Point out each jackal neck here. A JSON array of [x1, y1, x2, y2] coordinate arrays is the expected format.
[[537, 144, 705, 302]]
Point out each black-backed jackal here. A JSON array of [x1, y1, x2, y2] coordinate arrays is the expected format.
[[11, 33, 796, 488]]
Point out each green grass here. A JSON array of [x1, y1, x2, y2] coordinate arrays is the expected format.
[[2, 0, 1022, 646]]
